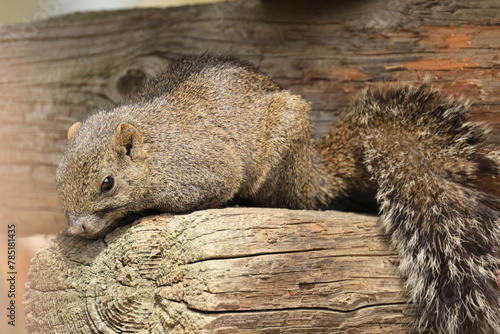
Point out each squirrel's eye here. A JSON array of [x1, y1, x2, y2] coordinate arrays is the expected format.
[[101, 175, 115, 194]]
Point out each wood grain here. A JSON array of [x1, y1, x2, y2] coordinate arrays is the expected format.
[[24, 208, 410, 333], [0, 0, 498, 234]]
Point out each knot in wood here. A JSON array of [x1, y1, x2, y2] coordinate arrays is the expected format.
[[116, 69, 147, 98]]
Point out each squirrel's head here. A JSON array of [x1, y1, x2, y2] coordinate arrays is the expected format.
[[56, 117, 152, 239]]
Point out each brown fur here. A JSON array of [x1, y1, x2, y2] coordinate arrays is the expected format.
[[56, 55, 499, 333]]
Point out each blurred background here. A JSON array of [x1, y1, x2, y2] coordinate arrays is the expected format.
[[0, 0, 221, 26]]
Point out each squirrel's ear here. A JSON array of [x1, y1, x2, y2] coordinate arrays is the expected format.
[[113, 123, 142, 157], [67, 122, 82, 140]]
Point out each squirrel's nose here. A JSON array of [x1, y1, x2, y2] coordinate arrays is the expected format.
[[66, 214, 86, 236]]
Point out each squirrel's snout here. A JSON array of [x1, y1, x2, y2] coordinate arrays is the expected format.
[[66, 215, 86, 236], [65, 214, 102, 239]]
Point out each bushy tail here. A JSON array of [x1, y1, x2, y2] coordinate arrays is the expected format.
[[358, 82, 500, 333]]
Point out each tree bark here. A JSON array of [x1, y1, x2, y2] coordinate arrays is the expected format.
[[0, 0, 499, 235], [24, 208, 410, 333]]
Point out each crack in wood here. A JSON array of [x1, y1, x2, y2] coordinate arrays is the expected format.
[[174, 299, 409, 315]]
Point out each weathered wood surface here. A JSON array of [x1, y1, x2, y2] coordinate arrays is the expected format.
[[24, 208, 409, 333], [0, 0, 499, 234]]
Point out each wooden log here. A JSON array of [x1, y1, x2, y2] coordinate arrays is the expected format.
[[23, 208, 410, 333], [0, 0, 499, 235]]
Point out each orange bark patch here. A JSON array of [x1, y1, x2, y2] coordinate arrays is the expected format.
[[445, 35, 471, 49], [417, 26, 476, 51]]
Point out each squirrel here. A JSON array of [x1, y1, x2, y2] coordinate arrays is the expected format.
[[56, 54, 499, 334]]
